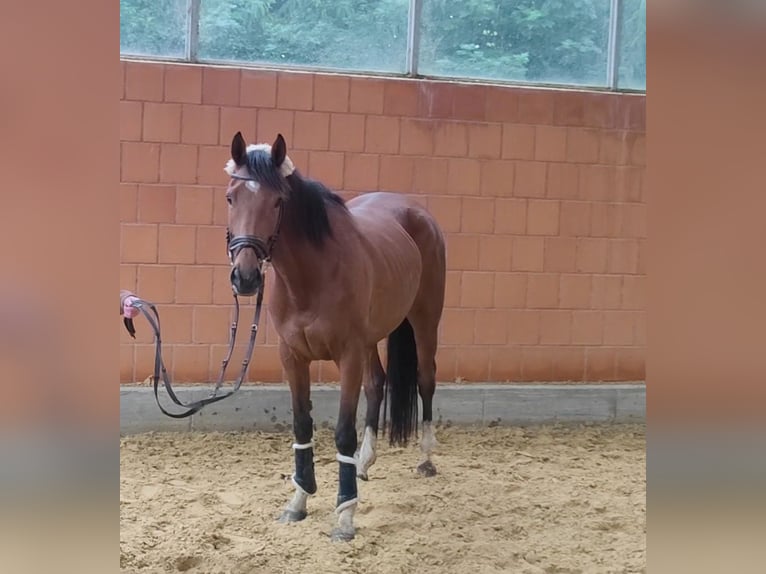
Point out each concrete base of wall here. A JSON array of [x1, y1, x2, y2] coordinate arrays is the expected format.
[[120, 382, 645, 434]]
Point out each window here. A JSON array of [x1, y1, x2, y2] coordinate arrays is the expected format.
[[617, 0, 646, 90], [120, 0, 188, 58]]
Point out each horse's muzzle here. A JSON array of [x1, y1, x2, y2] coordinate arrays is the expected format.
[[230, 265, 262, 296]]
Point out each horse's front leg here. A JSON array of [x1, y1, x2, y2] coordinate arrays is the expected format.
[[332, 351, 364, 542], [277, 343, 316, 523]]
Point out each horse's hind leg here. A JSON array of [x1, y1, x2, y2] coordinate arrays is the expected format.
[[357, 347, 385, 480]]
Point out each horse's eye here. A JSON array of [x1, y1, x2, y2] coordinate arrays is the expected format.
[[226, 194, 233, 205]]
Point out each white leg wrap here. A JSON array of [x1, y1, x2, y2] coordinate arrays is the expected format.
[[335, 497, 358, 515], [420, 421, 437, 458], [292, 441, 313, 450], [357, 426, 377, 474], [336, 453, 356, 465], [286, 484, 310, 513]]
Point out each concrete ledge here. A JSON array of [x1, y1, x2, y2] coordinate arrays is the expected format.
[[120, 382, 645, 434]]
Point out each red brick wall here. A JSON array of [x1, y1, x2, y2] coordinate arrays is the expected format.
[[120, 60, 646, 384]]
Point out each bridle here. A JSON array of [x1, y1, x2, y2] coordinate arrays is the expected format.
[[123, 171, 285, 419]]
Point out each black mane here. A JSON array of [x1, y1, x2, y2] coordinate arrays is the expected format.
[[245, 149, 347, 247]]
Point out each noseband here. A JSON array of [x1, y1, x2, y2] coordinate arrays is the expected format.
[[226, 173, 284, 266]]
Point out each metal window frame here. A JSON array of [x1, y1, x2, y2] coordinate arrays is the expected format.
[[122, 0, 643, 94]]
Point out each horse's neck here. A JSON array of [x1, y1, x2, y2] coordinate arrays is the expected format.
[[269, 233, 326, 310]]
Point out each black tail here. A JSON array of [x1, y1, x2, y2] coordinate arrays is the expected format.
[[384, 318, 419, 447]]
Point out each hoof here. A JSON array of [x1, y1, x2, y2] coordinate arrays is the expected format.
[[277, 509, 307, 523], [417, 460, 438, 477], [330, 527, 355, 542], [356, 470, 369, 481]]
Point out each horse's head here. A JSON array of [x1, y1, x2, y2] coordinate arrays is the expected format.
[[224, 131, 294, 296]]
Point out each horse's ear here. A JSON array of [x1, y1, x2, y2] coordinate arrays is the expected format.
[[271, 133, 287, 167], [231, 132, 247, 166]]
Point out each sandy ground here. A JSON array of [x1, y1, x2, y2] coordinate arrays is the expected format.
[[120, 424, 645, 574]]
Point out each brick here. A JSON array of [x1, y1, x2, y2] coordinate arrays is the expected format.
[[635, 311, 646, 345], [572, 311, 603, 345], [135, 344, 172, 379], [219, 107, 257, 146], [553, 91, 586, 126], [560, 275, 592, 309], [120, 101, 142, 141], [197, 145, 229, 186], [615, 348, 645, 380], [576, 238, 609, 273], [248, 346, 285, 382], [508, 310, 540, 345], [534, 125, 567, 161], [159, 144, 197, 184], [240, 70, 277, 108], [172, 345, 210, 382], [578, 165, 616, 202], [444, 270, 461, 307], [314, 74, 350, 112], [473, 310, 507, 345], [456, 347, 491, 381], [591, 275, 623, 309], [121, 224, 157, 263], [599, 130, 630, 165], [467, 123, 502, 159], [489, 347, 522, 381], [478, 235, 512, 272], [494, 273, 527, 308], [158, 225, 196, 264], [293, 111, 330, 150], [622, 276, 646, 310], [121, 184, 138, 223], [539, 310, 571, 345], [461, 198, 495, 233], [378, 155, 414, 192], [176, 265, 214, 304], [120, 263, 137, 292], [212, 188, 229, 225], [433, 121, 467, 157], [544, 237, 577, 272], [445, 234, 479, 270], [137, 265, 175, 303], [622, 204, 646, 238], [193, 306, 233, 344], [615, 167, 644, 203], [460, 272, 494, 308], [122, 142, 160, 183], [608, 240, 640, 274], [365, 116, 400, 154], [138, 185, 175, 223], [628, 133, 645, 166], [512, 237, 544, 272], [120, 345, 135, 383], [485, 87, 518, 123], [383, 81, 419, 116], [527, 273, 559, 308], [502, 124, 535, 160], [329, 113, 365, 152], [418, 82, 454, 119], [125, 62, 163, 101], [584, 93, 619, 129], [551, 347, 586, 381], [559, 201, 591, 237], [566, 128, 600, 163], [349, 78, 385, 114], [318, 359, 339, 384], [514, 161, 547, 198], [344, 154, 379, 191], [447, 158, 481, 195], [617, 96, 645, 131], [400, 119, 434, 155], [480, 160, 514, 197], [427, 196, 461, 233], [453, 84, 486, 121], [275, 73, 313, 110], [196, 225, 227, 265], [517, 90, 554, 125], [202, 67, 240, 106], [521, 348, 554, 381], [142, 102, 181, 143], [175, 186, 213, 225], [493, 198, 526, 234], [440, 309, 475, 345], [527, 200, 560, 235], [603, 311, 635, 345], [181, 105, 219, 145], [164, 65, 202, 104], [257, 109, 294, 143], [308, 151, 344, 189], [212, 265, 235, 304], [412, 157, 449, 194], [546, 163, 579, 200]]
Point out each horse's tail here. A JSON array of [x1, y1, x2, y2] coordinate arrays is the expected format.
[[384, 317, 419, 447]]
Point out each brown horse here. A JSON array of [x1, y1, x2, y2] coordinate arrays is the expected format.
[[224, 132, 446, 541]]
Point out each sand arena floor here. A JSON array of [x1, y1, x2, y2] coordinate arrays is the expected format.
[[120, 423, 645, 574]]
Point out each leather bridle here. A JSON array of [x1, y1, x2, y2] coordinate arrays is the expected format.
[[122, 171, 284, 419]]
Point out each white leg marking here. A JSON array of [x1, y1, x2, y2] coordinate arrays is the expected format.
[[285, 481, 310, 514], [357, 426, 377, 478], [420, 421, 437, 460]]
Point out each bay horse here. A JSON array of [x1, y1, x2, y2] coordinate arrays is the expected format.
[[224, 132, 446, 541]]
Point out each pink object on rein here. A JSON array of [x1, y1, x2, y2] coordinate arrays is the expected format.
[[123, 296, 140, 319]]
